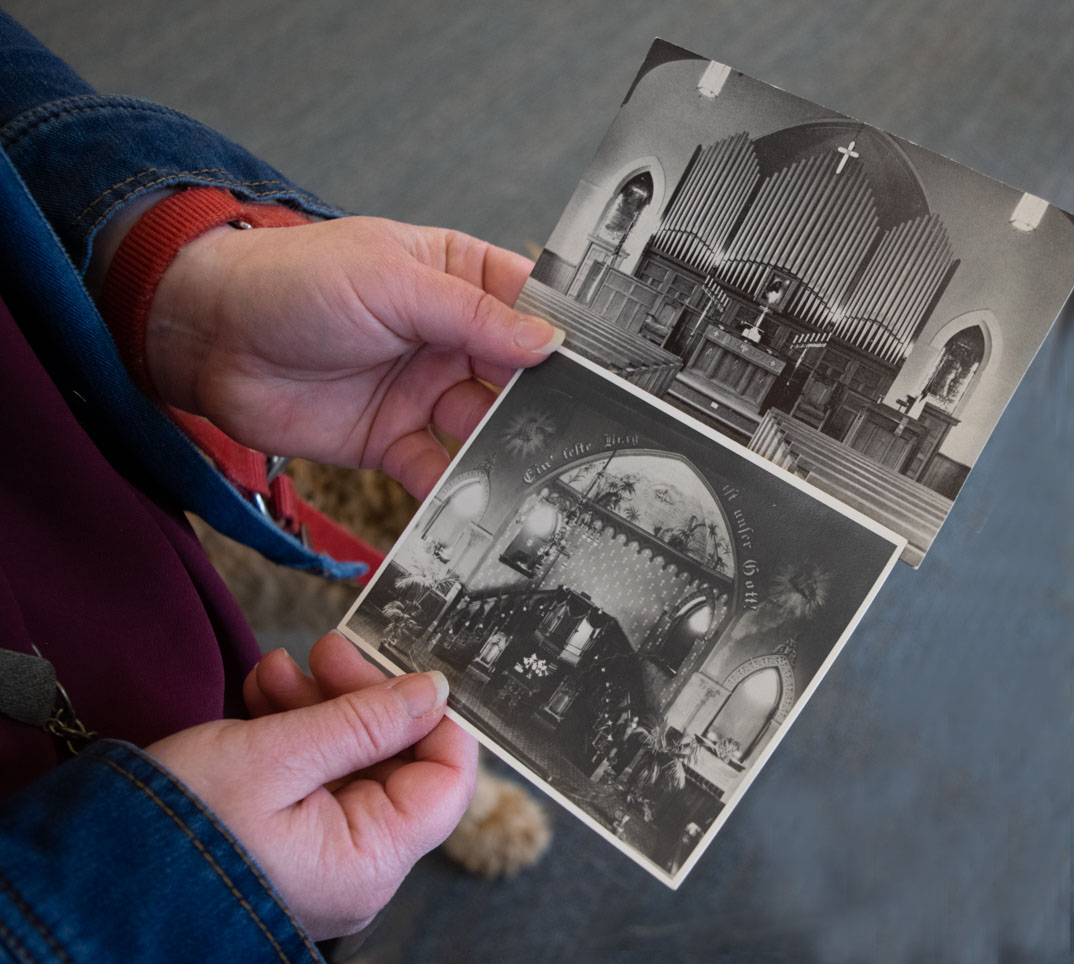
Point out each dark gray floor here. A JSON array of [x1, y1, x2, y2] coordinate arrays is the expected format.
[[9, 3, 1072, 961], [13, 0, 1074, 248]]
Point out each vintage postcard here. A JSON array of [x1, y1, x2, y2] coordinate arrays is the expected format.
[[339, 349, 904, 887], [518, 40, 1074, 566]]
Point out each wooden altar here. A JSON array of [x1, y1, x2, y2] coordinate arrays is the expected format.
[[667, 325, 788, 441]]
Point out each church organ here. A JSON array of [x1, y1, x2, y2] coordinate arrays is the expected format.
[[716, 151, 880, 329], [644, 131, 955, 365], [625, 129, 959, 489], [526, 122, 968, 520]]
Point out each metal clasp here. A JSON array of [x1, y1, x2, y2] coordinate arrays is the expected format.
[[32, 645, 99, 756], [254, 456, 310, 546]]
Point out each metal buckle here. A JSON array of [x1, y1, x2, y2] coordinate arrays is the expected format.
[[265, 454, 291, 483], [252, 456, 310, 547]]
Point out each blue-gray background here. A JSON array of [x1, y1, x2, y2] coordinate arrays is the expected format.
[[10, 2, 1070, 961]]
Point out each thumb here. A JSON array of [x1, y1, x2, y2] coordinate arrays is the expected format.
[[248, 671, 451, 805]]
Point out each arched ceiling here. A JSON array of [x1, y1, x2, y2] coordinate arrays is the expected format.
[[753, 120, 931, 230], [557, 453, 733, 576]]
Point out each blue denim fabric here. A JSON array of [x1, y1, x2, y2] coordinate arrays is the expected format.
[[0, 13, 348, 960], [0, 741, 324, 963], [0, 11, 365, 581]]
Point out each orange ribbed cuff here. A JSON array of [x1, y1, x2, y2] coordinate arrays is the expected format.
[[98, 187, 310, 394]]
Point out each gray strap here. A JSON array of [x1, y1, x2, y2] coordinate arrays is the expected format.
[[0, 649, 57, 726]]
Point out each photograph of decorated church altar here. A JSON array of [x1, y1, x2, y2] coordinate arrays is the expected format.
[[343, 352, 902, 885], [520, 40, 1074, 566]]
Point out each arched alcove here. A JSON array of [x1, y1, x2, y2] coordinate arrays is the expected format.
[[920, 311, 1002, 416], [707, 652, 798, 763], [645, 586, 731, 674], [660, 596, 715, 668], [601, 156, 667, 242], [421, 471, 490, 562], [598, 171, 654, 245], [705, 665, 782, 763], [499, 498, 561, 577]]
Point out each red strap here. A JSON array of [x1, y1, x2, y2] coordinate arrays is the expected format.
[[268, 474, 384, 567], [171, 410, 385, 582], [168, 409, 269, 494], [100, 187, 386, 582]]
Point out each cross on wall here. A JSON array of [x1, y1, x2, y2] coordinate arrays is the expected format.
[[835, 139, 860, 174]]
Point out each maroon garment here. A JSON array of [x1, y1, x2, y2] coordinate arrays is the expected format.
[[0, 296, 262, 794]]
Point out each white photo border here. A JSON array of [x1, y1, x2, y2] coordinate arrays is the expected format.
[[337, 347, 905, 888]]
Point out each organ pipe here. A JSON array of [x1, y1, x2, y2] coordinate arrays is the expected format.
[[838, 213, 952, 363], [652, 133, 759, 270], [716, 154, 880, 328], [648, 132, 954, 366]]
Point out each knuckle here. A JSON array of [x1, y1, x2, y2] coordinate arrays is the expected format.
[[467, 289, 502, 340], [442, 227, 463, 262], [336, 692, 396, 761], [443, 228, 480, 273]]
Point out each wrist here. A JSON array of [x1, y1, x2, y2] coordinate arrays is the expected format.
[[145, 223, 241, 411], [97, 187, 310, 405], [85, 189, 178, 297]]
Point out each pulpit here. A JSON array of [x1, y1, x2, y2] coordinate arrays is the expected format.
[[668, 324, 787, 440], [841, 400, 956, 475]]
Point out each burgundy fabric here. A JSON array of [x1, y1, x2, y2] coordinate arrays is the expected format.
[[0, 296, 262, 795]]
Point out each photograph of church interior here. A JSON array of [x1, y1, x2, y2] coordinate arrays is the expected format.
[[345, 353, 900, 881], [518, 41, 1074, 566]]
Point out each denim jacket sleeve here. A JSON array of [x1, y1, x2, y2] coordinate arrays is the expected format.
[[0, 10, 343, 274], [0, 15, 336, 962], [0, 11, 365, 581], [0, 741, 325, 963]]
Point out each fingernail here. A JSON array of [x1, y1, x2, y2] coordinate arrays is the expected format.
[[514, 318, 565, 355], [391, 671, 449, 717]]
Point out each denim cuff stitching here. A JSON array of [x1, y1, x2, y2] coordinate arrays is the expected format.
[[78, 169, 329, 237], [0, 871, 73, 963], [88, 750, 320, 964], [0, 95, 190, 148], [73, 167, 297, 225]]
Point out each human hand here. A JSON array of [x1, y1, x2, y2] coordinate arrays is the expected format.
[[146, 632, 477, 940], [243, 630, 391, 718], [146, 215, 563, 497]]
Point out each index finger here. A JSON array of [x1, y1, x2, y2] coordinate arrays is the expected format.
[[383, 258, 564, 370], [439, 231, 534, 307], [308, 631, 389, 696]]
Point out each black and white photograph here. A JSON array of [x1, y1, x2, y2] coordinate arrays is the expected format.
[[340, 350, 903, 886], [520, 40, 1074, 566]]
